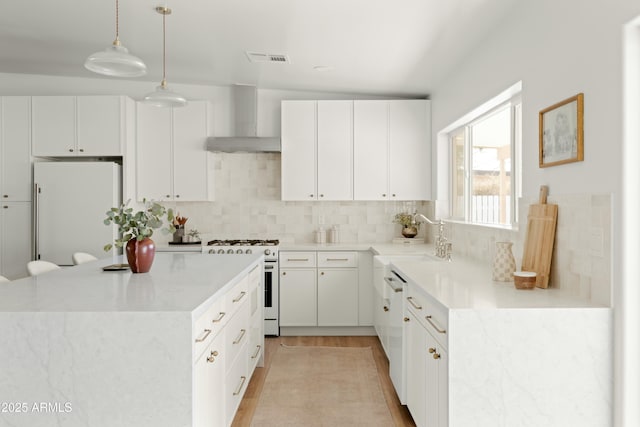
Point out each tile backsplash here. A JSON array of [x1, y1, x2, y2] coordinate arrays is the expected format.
[[163, 152, 611, 306], [445, 194, 612, 306], [160, 153, 428, 245]]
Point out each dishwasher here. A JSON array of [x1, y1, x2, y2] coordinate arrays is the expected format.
[[386, 269, 407, 404]]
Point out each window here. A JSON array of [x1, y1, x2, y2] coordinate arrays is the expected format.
[[450, 96, 521, 226]]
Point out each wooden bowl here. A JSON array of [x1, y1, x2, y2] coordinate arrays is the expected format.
[[513, 271, 537, 289]]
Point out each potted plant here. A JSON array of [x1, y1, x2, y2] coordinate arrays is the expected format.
[[393, 212, 420, 238], [104, 200, 174, 273]]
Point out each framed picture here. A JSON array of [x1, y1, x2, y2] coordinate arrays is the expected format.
[[539, 93, 584, 167]]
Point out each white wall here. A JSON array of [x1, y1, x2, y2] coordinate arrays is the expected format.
[[429, 2, 640, 426]]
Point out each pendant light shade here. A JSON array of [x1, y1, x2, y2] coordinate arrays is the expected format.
[[84, 0, 147, 77], [142, 6, 187, 108]]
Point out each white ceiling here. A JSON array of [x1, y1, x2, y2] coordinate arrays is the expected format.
[[0, 0, 517, 97]]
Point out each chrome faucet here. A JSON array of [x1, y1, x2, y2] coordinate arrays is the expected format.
[[412, 212, 452, 261]]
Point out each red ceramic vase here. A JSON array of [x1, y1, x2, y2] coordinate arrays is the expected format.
[[125, 238, 156, 273]]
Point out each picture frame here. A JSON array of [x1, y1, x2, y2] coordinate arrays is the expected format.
[[539, 93, 584, 168]]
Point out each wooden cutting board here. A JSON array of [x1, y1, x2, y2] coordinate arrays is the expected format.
[[521, 186, 558, 288]]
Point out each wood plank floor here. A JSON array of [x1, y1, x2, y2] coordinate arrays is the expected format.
[[232, 336, 416, 427]]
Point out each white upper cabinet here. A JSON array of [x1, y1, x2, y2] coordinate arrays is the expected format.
[[389, 100, 430, 200], [317, 100, 353, 200], [136, 101, 213, 202], [32, 96, 126, 157], [281, 100, 353, 201], [1, 96, 32, 201], [284, 99, 430, 201], [281, 100, 316, 200], [354, 100, 389, 200], [354, 99, 431, 201], [76, 96, 123, 156]]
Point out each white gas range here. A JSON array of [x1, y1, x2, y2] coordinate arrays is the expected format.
[[203, 239, 280, 336]]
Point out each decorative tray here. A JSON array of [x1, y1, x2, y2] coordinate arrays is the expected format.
[[102, 264, 130, 271]]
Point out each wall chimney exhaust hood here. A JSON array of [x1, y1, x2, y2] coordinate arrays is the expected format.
[[206, 85, 280, 153]]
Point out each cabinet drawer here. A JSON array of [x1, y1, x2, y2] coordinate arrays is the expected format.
[[317, 251, 357, 268], [279, 251, 317, 268], [193, 298, 224, 360], [406, 283, 448, 349], [225, 302, 249, 368], [225, 342, 249, 427], [225, 275, 249, 318]]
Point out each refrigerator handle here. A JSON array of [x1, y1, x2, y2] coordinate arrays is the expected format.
[[32, 183, 39, 260]]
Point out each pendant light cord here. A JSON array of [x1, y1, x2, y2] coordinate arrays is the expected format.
[[113, 0, 121, 45], [161, 11, 167, 87]]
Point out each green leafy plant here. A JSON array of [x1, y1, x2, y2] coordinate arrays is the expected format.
[[393, 212, 420, 229], [103, 199, 175, 251]]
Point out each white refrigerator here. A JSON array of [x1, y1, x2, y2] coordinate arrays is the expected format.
[[33, 162, 121, 266]]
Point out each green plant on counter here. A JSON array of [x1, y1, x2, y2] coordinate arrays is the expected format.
[[393, 212, 420, 229], [103, 199, 175, 251]]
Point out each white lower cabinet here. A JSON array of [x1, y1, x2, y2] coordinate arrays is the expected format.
[[191, 263, 261, 427], [0, 202, 31, 280], [406, 309, 427, 427], [194, 330, 225, 427], [317, 268, 358, 326], [404, 283, 448, 427], [280, 267, 317, 326], [279, 251, 362, 328]]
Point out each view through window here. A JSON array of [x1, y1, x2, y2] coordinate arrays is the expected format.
[[450, 98, 521, 226]]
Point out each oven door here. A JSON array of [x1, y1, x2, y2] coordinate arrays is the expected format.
[[263, 261, 279, 336]]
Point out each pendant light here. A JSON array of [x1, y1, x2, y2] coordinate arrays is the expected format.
[[142, 6, 187, 108], [84, 0, 147, 77]]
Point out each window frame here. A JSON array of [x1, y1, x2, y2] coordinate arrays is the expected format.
[[448, 93, 522, 227]]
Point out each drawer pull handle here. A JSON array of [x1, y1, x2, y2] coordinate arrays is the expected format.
[[429, 347, 436, 353], [433, 352, 441, 360], [384, 276, 403, 293], [383, 306, 389, 312], [403, 316, 410, 322], [426, 315, 446, 334], [233, 329, 246, 344], [233, 291, 247, 303], [287, 258, 309, 262], [207, 350, 219, 363], [233, 376, 247, 396], [251, 344, 262, 359], [407, 296, 422, 310], [195, 329, 211, 343], [326, 258, 349, 261], [212, 312, 226, 323]]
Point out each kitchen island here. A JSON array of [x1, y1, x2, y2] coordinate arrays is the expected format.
[[0, 253, 264, 427], [390, 255, 612, 427]]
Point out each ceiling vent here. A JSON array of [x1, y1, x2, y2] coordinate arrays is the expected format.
[[245, 52, 290, 64]]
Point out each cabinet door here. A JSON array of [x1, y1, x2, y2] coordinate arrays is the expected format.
[[76, 96, 122, 156], [0, 202, 31, 280], [193, 331, 225, 427], [406, 310, 427, 427], [317, 100, 353, 200], [279, 268, 317, 326], [354, 100, 389, 200], [425, 330, 447, 427], [317, 268, 358, 326], [281, 100, 316, 200], [389, 100, 430, 200], [1, 97, 32, 201], [136, 103, 172, 201], [172, 101, 211, 201], [32, 96, 76, 156]]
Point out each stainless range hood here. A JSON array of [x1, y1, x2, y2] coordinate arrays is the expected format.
[[206, 85, 281, 153]]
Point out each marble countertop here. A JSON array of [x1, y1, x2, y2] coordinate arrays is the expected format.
[[391, 255, 607, 309], [0, 253, 263, 313]]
